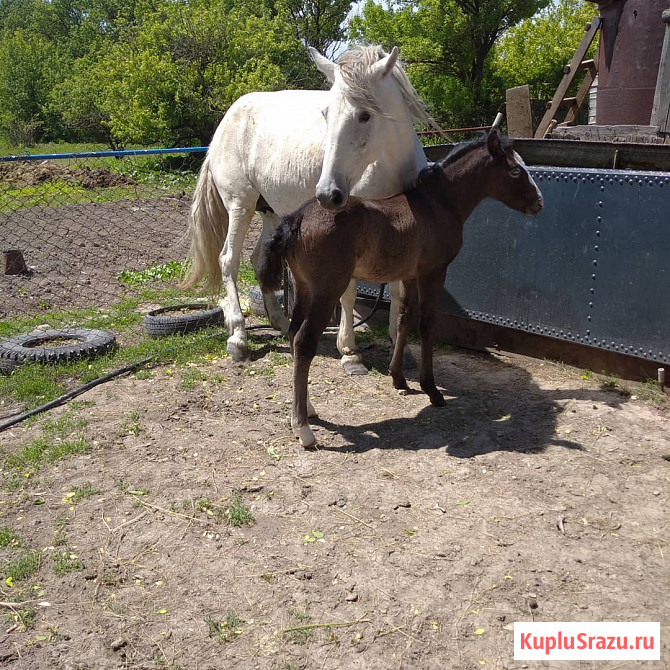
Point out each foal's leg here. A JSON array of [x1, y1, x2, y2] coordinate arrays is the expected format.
[[417, 270, 448, 406], [389, 280, 418, 395], [292, 294, 340, 447], [336, 279, 368, 376], [219, 200, 256, 361], [389, 280, 418, 369], [251, 212, 290, 334]]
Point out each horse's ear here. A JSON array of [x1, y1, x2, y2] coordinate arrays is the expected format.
[[371, 46, 399, 81], [487, 127, 503, 156], [308, 46, 337, 83]]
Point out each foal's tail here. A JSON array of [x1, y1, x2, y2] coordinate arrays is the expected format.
[[257, 213, 301, 292], [179, 153, 229, 297]]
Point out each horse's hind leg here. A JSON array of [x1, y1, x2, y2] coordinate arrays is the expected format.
[[389, 281, 418, 369], [417, 270, 447, 406], [220, 200, 256, 361], [336, 279, 368, 376], [389, 280, 417, 395], [251, 212, 290, 333]]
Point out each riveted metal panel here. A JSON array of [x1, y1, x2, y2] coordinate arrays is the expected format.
[[358, 166, 670, 365], [439, 167, 670, 364]]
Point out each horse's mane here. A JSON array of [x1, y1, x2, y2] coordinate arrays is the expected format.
[[337, 45, 442, 134]]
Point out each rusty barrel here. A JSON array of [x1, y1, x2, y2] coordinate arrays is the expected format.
[[596, 0, 668, 125]]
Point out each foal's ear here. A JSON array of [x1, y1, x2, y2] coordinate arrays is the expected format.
[[486, 127, 503, 157], [309, 47, 337, 83], [371, 46, 399, 81]]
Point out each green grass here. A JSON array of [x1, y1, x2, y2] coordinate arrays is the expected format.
[[0, 525, 23, 549], [52, 550, 83, 576], [226, 495, 255, 527], [65, 482, 100, 505], [205, 611, 244, 643], [2, 551, 42, 582], [2, 415, 90, 481]]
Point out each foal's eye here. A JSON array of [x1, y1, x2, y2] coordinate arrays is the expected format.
[[358, 111, 372, 123], [510, 167, 521, 178]]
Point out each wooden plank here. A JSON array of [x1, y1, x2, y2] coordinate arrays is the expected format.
[[563, 53, 598, 125], [535, 17, 601, 138], [650, 9, 670, 134], [550, 124, 667, 144], [505, 85, 533, 137]]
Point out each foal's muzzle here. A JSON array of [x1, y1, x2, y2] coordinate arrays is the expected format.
[[526, 194, 544, 216]]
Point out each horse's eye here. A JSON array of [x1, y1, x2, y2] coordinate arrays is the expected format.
[[358, 111, 372, 123], [510, 167, 521, 178]]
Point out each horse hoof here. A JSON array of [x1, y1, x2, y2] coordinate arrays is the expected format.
[[226, 339, 248, 362], [341, 354, 368, 376], [293, 425, 316, 448], [397, 388, 408, 396], [430, 394, 446, 406]]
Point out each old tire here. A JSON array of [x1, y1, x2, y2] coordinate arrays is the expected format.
[[144, 304, 223, 336], [0, 329, 117, 374]]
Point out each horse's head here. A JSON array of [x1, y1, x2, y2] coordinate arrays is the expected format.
[[309, 45, 419, 212], [485, 128, 544, 216]]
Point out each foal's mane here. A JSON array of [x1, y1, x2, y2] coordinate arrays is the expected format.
[[336, 45, 442, 133], [414, 132, 515, 187]]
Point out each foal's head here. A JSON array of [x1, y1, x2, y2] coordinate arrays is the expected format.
[[480, 128, 544, 216]]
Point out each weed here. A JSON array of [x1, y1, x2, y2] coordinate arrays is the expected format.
[[0, 525, 22, 549], [3, 415, 89, 481], [53, 550, 83, 575], [284, 608, 313, 644], [116, 261, 186, 286], [600, 375, 631, 396], [179, 367, 208, 390], [5, 606, 37, 631], [205, 611, 243, 643], [65, 482, 100, 505], [635, 379, 668, 407], [53, 515, 69, 546], [226, 495, 255, 527], [123, 410, 142, 435], [2, 551, 42, 582]]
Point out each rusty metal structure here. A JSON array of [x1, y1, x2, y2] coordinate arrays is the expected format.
[[592, 0, 669, 125]]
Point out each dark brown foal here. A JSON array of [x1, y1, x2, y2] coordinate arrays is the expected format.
[[258, 128, 544, 447]]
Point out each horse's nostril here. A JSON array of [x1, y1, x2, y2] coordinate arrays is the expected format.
[[331, 189, 344, 207]]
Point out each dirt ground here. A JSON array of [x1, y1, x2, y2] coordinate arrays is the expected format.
[[1, 171, 669, 669], [1, 323, 669, 669]]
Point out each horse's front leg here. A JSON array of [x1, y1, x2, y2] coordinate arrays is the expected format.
[[417, 270, 447, 406], [389, 281, 418, 369], [336, 279, 368, 376], [251, 212, 290, 334], [220, 204, 255, 361], [389, 280, 416, 395]]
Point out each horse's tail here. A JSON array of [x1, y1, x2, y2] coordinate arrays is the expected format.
[[179, 154, 228, 297], [257, 213, 301, 292]]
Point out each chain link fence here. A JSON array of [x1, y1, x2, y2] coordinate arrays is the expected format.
[[0, 148, 210, 322]]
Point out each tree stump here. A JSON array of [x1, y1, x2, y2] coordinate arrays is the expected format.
[[2, 250, 28, 275]]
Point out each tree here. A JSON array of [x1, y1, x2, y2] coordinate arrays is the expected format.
[[350, 0, 552, 127], [491, 0, 597, 102], [51, 0, 316, 147], [276, 0, 354, 58]]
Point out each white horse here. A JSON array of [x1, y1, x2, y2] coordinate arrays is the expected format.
[[181, 45, 439, 374]]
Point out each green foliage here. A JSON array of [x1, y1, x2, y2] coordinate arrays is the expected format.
[[2, 550, 42, 582], [116, 261, 186, 286], [491, 0, 597, 105], [0, 525, 23, 549], [350, 0, 552, 127]]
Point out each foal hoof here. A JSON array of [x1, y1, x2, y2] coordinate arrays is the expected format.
[[341, 354, 368, 376]]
